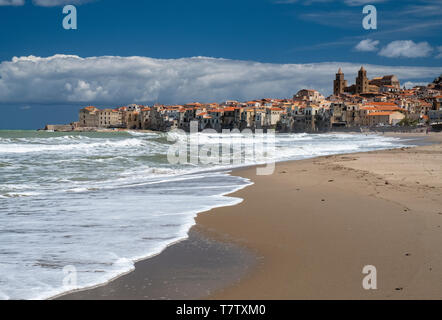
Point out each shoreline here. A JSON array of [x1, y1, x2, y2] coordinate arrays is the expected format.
[[201, 132, 442, 299], [37, 125, 434, 135], [57, 132, 442, 300], [50, 180, 254, 301], [55, 228, 257, 300]]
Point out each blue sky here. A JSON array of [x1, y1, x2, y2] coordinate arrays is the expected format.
[[1, 0, 441, 64], [0, 0, 441, 128]]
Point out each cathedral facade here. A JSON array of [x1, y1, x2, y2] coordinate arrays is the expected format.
[[333, 67, 400, 96]]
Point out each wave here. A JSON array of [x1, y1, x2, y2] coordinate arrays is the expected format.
[[0, 131, 411, 300], [127, 131, 160, 137], [0, 138, 148, 154]]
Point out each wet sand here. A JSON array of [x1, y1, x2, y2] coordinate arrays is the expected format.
[[57, 229, 255, 300], [59, 132, 442, 300]]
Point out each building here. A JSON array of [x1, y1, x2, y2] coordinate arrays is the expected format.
[[330, 102, 348, 127], [356, 66, 369, 94], [337, 67, 400, 95], [98, 109, 124, 128], [433, 95, 442, 111], [333, 68, 348, 96], [366, 111, 405, 126], [369, 75, 400, 89], [125, 110, 141, 129], [265, 107, 283, 127], [294, 89, 324, 103], [79, 106, 99, 127], [429, 110, 442, 124], [61, 69, 439, 134]]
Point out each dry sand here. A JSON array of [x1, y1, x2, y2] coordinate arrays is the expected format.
[[196, 132, 442, 299]]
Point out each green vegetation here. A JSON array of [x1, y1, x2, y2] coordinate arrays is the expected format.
[[398, 117, 419, 127]]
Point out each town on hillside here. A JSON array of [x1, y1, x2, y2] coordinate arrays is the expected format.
[[45, 68, 442, 133]]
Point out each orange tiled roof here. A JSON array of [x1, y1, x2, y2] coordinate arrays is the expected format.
[[364, 102, 398, 106]]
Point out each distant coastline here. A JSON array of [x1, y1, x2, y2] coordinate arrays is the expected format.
[[42, 68, 442, 134]]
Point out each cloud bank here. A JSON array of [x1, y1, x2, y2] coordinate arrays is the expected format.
[[0, 55, 441, 106]]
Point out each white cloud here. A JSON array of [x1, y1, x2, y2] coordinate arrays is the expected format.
[[0, 55, 440, 105], [32, 0, 93, 6], [343, 0, 387, 6], [355, 39, 379, 52], [0, 0, 24, 6], [436, 46, 442, 59], [0, 0, 94, 5], [403, 81, 428, 89], [379, 40, 433, 58], [275, 0, 388, 5]]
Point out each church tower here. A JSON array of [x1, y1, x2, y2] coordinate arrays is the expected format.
[[333, 68, 347, 96], [356, 66, 369, 94]]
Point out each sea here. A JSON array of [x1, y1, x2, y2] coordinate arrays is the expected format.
[[0, 130, 410, 299]]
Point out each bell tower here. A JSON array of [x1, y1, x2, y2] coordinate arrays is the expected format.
[[356, 66, 369, 94], [333, 68, 347, 96]]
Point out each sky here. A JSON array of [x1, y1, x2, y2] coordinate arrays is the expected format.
[[0, 0, 441, 129]]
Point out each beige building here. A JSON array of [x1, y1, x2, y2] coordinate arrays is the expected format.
[[98, 109, 123, 128], [366, 111, 405, 126], [79, 106, 99, 127], [265, 107, 283, 126], [294, 89, 324, 103], [241, 108, 255, 128], [254, 109, 266, 128], [370, 75, 400, 89]]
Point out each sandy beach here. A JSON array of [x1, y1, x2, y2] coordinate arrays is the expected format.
[[59, 132, 442, 300]]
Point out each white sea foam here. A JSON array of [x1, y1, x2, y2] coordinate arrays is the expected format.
[[0, 138, 147, 154], [0, 130, 410, 299]]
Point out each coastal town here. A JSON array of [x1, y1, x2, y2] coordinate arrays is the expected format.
[[45, 68, 442, 133]]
